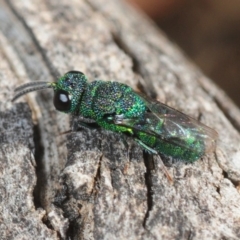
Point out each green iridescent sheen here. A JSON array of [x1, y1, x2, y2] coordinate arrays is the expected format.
[[52, 71, 88, 113], [51, 71, 210, 161], [14, 71, 217, 162]]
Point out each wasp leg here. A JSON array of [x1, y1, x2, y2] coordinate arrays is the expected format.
[[75, 121, 100, 130], [135, 139, 173, 182], [71, 115, 100, 131], [59, 116, 100, 136]]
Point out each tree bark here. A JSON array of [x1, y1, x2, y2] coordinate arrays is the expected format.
[[0, 0, 240, 239]]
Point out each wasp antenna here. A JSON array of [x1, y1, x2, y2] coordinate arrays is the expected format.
[[14, 81, 50, 92], [12, 83, 54, 102]]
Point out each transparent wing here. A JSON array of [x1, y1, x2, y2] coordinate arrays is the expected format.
[[114, 94, 218, 154]]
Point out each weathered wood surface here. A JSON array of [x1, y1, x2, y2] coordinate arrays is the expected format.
[[0, 0, 240, 239]]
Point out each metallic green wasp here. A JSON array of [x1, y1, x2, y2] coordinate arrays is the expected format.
[[13, 71, 218, 180]]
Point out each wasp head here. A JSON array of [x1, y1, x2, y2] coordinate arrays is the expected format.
[[13, 71, 88, 114], [52, 71, 87, 113]]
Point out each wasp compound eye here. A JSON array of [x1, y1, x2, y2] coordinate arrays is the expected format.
[[53, 90, 71, 112]]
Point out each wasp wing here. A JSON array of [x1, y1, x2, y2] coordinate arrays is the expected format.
[[114, 93, 218, 154]]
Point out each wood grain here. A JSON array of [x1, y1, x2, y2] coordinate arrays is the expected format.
[[0, 0, 240, 239]]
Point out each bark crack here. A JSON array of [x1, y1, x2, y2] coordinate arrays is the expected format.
[[142, 151, 154, 227], [214, 151, 239, 187], [91, 153, 103, 197], [110, 33, 141, 76], [32, 124, 45, 208], [199, 79, 240, 133], [214, 97, 240, 133], [32, 125, 60, 235], [110, 33, 158, 99], [5, 0, 59, 78]]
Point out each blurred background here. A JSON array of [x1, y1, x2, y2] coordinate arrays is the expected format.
[[126, 0, 240, 107]]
